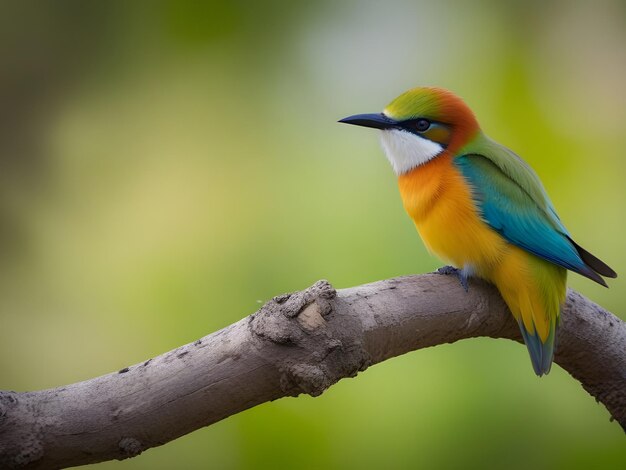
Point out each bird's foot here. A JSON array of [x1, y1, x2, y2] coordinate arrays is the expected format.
[[436, 265, 469, 292]]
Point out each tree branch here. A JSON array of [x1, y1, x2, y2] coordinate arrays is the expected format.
[[1, 274, 624, 469]]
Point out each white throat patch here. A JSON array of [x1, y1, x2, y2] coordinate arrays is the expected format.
[[379, 129, 443, 175]]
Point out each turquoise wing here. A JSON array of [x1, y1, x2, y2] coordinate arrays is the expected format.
[[454, 137, 615, 286]]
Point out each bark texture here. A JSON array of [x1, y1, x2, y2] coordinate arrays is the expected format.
[[0, 274, 624, 469]]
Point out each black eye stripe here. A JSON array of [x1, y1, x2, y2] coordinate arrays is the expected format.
[[399, 118, 434, 133], [396, 118, 451, 149]]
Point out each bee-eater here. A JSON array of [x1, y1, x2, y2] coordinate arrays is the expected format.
[[339, 87, 617, 376]]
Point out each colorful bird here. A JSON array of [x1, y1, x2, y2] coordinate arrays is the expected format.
[[339, 87, 616, 376]]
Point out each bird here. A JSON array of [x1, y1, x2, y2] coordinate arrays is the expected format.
[[339, 87, 617, 376]]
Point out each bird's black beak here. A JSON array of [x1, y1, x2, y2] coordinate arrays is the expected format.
[[338, 113, 397, 130]]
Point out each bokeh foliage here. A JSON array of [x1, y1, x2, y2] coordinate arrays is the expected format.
[[1, 1, 625, 468]]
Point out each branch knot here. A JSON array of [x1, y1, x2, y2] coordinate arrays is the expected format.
[[118, 437, 143, 459], [250, 280, 336, 343], [250, 280, 369, 397]]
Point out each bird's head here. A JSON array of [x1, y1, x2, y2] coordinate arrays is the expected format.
[[340, 87, 480, 175]]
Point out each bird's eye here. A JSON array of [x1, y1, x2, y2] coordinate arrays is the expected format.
[[414, 119, 431, 132]]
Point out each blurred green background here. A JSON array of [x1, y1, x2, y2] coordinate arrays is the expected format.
[[1, 0, 625, 468]]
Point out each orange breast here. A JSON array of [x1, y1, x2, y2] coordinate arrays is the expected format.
[[397, 154, 506, 275]]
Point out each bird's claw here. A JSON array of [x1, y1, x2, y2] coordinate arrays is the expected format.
[[437, 265, 458, 276], [436, 265, 469, 293]]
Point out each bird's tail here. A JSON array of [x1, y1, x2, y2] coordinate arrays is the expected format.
[[493, 250, 566, 376], [514, 285, 561, 376], [518, 320, 556, 376]]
